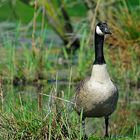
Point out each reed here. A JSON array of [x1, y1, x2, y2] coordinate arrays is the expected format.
[[0, 0, 140, 139]]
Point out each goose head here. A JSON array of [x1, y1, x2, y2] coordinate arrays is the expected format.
[[96, 22, 111, 36]]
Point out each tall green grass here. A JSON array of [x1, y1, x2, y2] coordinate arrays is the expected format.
[[0, 30, 140, 139], [0, 0, 140, 139]]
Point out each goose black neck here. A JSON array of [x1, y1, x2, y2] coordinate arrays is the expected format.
[[93, 32, 106, 65]]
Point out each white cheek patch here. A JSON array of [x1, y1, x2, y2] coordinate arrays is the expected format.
[[96, 26, 104, 35]]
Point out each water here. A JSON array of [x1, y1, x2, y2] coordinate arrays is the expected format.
[[0, 21, 79, 99], [0, 21, 63, 48]]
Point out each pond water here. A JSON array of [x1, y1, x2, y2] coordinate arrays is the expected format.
[[0, 21, 80, 105], [0, 21, 64, 47]]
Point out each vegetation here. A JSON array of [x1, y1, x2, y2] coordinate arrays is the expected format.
[[0, 0, 140, 139]]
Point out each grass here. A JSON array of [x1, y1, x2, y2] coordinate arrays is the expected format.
[[0, 0, 140, 139], [0, 30, 140, 139]]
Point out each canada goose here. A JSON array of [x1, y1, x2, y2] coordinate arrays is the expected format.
[[74, 22, 119, 138]]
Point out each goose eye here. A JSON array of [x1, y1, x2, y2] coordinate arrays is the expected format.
[[100, 25, 104, 31]]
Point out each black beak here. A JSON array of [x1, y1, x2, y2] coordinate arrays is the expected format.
[[104, 27, 112, 34]]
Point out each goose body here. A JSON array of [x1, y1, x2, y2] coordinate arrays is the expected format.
[[75, 64, 118, 118], [74, 22, 119, 137]]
